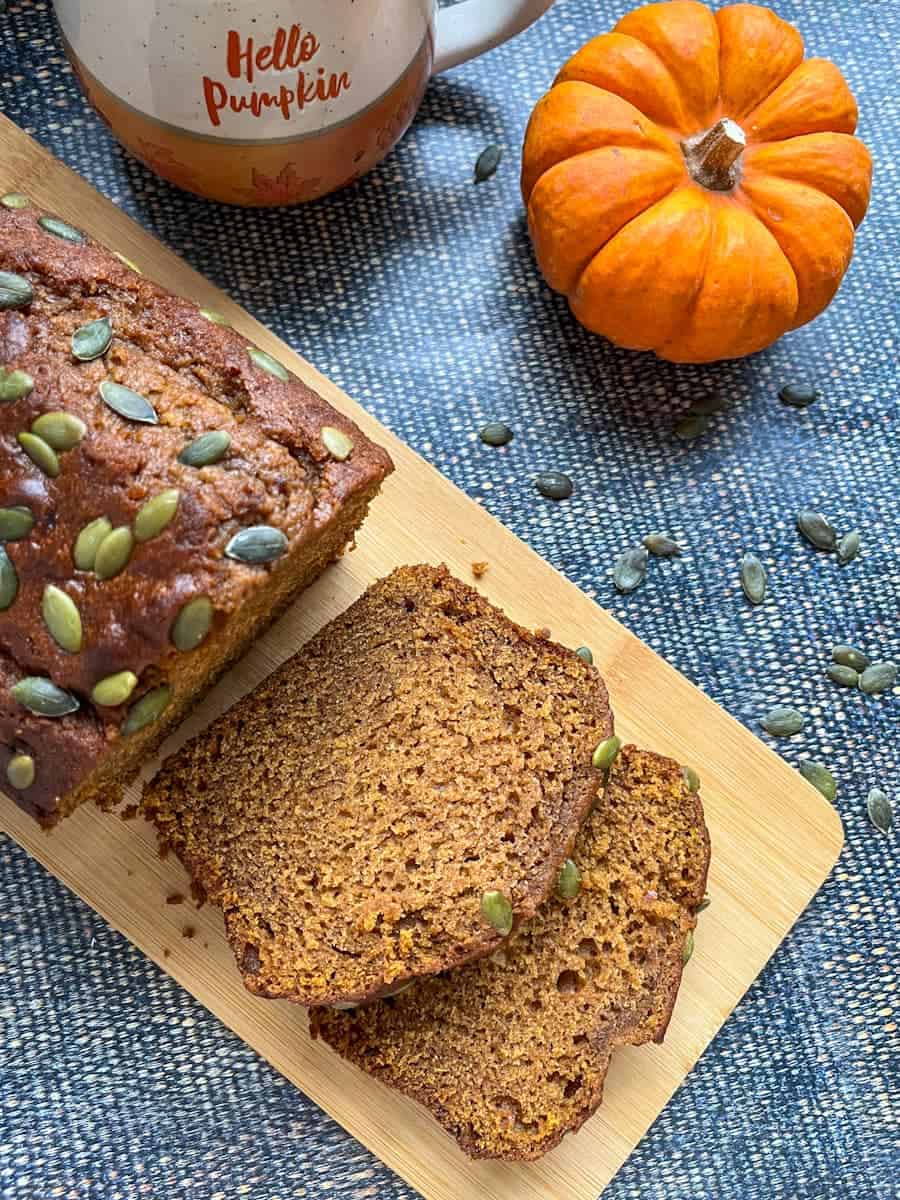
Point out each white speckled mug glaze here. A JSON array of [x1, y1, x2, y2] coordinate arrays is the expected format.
[[52, 0, 556, 205]]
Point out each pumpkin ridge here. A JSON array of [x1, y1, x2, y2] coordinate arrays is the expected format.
[[742, 58, 858, 143], [654, 190, 718, 355], [742, 133, 872, 228], [592, 34, 688, 128]]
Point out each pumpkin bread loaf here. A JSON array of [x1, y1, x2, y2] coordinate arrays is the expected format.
[[312, 745, 711, 1160], [143, 564, 614, 1006], [0, 201, 392, 824]]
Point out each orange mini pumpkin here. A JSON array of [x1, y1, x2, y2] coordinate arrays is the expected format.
[[521, 1, 872, 362]]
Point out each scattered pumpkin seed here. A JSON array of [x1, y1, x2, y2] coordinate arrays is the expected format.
[[225, 525, 288, 565], [799, 760, 837, 803], [0, 270, 34, 310], [479, 422, 513, 447], [99, 380, 159, 424], [683, 929, 695, 965], [613, 546, 648, 593], [248, 347, 289, 381], [779, 383, 819, 408], [557, 858, 582, 900], [321, 426, 354, 461], [71, 317, 112, 361], [695, 895, 711, 913], [480, 890, 513, 935], [643, 533, 682, 557], [674, 414, 708, 439], [534, 471, 573, 500], [38, 214, 85, 243], [0, 505, 33, 540], [858, 661, 897, 696], [6, 753, 35, 789], [832, 645, 870, 672], [11, 676, 79, 717], [17, 432, 59, 477], [91, 670, 139, 708], [682, 765, 701, 792], [113, 251, 142, 274], [73, 516, 113, 570], [687, 395, 728, 417], [740, 553, 767, 604], [867, 788, 893, 836], [41, 584, 83, 653], [171, 596, 213, 652], [836, 530, 860, 564], [1, 192, 30, 209], [474, 143, 502, 183], [0, 546, 17, 610], [0, 368, 34, 402], [94, 526, 134, 580], [122, 685, 172, 735], [574, 646, 593, 664], [31, 411, 86, 451], [761, 705, 805, 737], [796, 508, 837, 550], [592, 735, 621, 772], [827, 664, 859, 688], [134, 489, 180, 542], [179, 430, 231, 467], [199, 307, 230, 326]]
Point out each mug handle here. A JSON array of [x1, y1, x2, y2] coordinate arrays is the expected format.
[[432, 0, 557, 74]]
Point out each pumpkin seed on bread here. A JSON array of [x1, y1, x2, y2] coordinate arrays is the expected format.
[[312, 745, 711, 1160], [143, 564, 613, 1006]]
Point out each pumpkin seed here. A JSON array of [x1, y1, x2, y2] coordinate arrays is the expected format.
[[321, 425, 354, 461], [827, 664, 859, 688], [674, 414, 708, 439], [179, 430, 231, 467], [858, 661, 897, 696], [91, 670, 139, 708], [557, 858, 582, 900], [41, 584, 83, 653], [113, 251, 142, 274], [17, 432, 60, 477], [31, 411, 86, 451], [592, 735, 621, 772], [683, 929, 695, 965], [94, 526, 134, 580], [71, 317, 112, 361], [643, 533, 682, 557], [474, 143, 502, 183], [686, 395, 728, 417], [740, 553, 767, 604], [833, 644, 870, 672], [0, 506, 33, 540], [866, 788, 893, 836], [248, 347, 289, 381], [122, 685, 172, 735], [695, 895, 711, 913], [682, 765, 701, 792], [480, 890, 513, 936], [1, 192, 30, 209], [479, 422, 513, 447], [99, 380, 159, 424], [73, 516, 112, 570], [6, 753, 35, 789], [171, 596, 213, 652], [38, 215, 85, 243], [836, 530, 860, 564], [574, 646, 593, 664], [134, 489, 180, 542], [0, 546, 17, 610], [779, 383, 819, 408], [761, 705, 804, 737], [796, 508, 837, 550], [613, 545, 647, 592], [534, 471, 573, 500], [199, 308, 230, 326], [799, 760, 837, 803], [11, 676, 79, 717], [0, 270, 34, 310], [0, 368, 34, 402], [225, 525, 288, 565]]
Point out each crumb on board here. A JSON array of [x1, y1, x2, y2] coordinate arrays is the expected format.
[[534, 626, 551, 639], [190, 879, 207, 909], [126, 869, 134, 877], [163, 948, 171, 958], [472, 561, 489, 578], [166, 893, 185, 906], [158, 842, 170, 861], [120, 804, 140, 822], [181, 925, 196, 940]]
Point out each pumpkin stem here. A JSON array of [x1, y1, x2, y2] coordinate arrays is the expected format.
[[681, 118, 746, 192]]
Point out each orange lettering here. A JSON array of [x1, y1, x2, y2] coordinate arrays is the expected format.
[[202, 77, 228, 126], [300, 32, 319, 62], [226, 30, 254, 82], [256, 44, 273, 72]]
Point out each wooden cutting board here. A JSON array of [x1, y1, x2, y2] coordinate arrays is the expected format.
[[0, 116, 843, 1200]]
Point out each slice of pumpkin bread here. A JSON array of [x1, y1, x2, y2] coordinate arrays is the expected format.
[[312, 745, 711, 1160], [143, 564, 613, 1005]]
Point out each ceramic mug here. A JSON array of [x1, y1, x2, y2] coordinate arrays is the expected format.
[[53, 0, 556, 206]]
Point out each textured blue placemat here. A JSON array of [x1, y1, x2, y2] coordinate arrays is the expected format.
[[1, 1, 897, 1197]]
